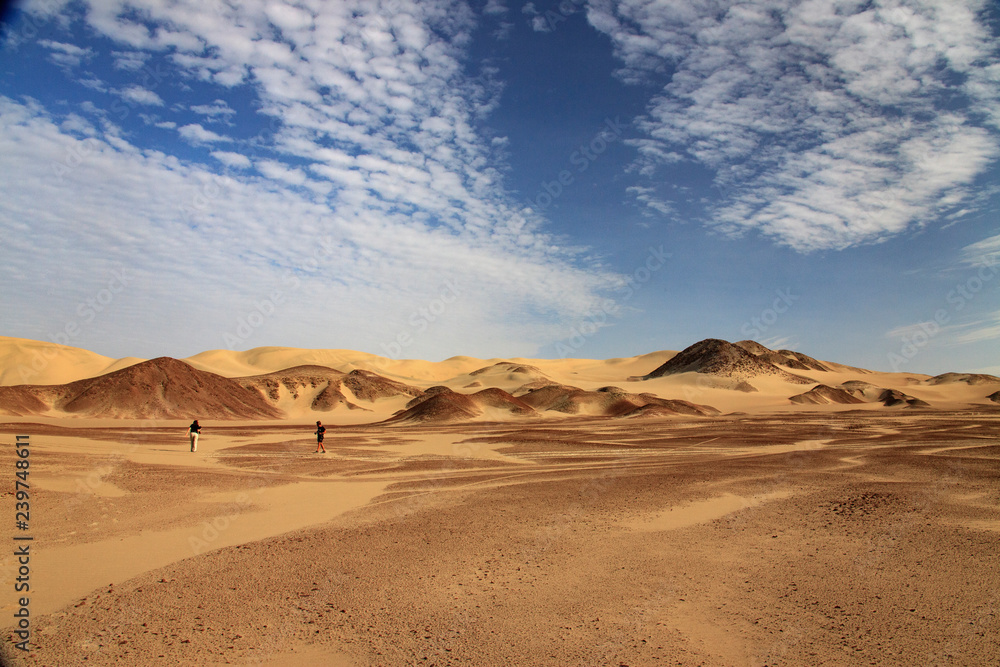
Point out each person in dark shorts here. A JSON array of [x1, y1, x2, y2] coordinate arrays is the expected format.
[[188, 419, 201, 452], [315, 421, 326, 453]]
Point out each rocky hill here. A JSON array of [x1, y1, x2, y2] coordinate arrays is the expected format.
[[0, 357, 283, 419], [644, 339, 813, 383]]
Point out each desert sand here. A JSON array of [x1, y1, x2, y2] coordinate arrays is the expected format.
[[0, 337, 998, 665]]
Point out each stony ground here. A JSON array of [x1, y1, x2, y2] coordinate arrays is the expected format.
[[2, 410, 998, 666]]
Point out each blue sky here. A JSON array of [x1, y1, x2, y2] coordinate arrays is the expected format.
[[0, 0, 998, 375]]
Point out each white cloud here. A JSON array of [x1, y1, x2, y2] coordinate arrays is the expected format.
[[38, 39, 90, 56], [117, 85, 164, 106], [952, 312, 1000, 345], [483, 0, 507, 16], [78, 77, 108, 92], [887, 308, 1000, 351], [211, 151, 252, 169], [256, 159, 308, 186], [0, 0, 623, 358], [961, 233, 1000, 266], [111, 50, 149, 71], [885, 322, 941, 341], [265, 4, 314, 32], [189, 100, 236, 118], [530, 15, 551, 32], [760, 335, 793, 351], [493, 21, 514, 40], [626, 185, 673, 217], [39, 39, 94, 67], [177, 123, 231, 144], [588, 0, 1000, 252]]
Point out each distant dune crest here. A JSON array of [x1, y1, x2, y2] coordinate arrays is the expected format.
[[0, 336, 997, 421]]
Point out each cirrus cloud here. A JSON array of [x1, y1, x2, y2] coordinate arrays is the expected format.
[[587, 0, 1000, 251], [0, 0, 624, 359]]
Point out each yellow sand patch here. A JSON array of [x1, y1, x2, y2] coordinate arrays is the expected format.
[[28, 479, 388, 616], [626, 490, 794, 532]]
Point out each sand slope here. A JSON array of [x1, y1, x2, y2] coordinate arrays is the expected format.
[[0, 336, 141, 386], [1, 337, 999, 421]]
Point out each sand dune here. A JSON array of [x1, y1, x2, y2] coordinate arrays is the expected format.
[[924, 372, 1000, 385], [185, 346, 386, 378], [1, 336, 999, 422], [0, 336, 141, 386], [0, 336, 998, 666], [185, 347, 492, 384], [459, 361, 552, 391]]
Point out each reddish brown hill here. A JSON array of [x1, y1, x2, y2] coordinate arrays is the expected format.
[[519, 384, 719, 417], [386, 387, 482, 423], [389, 383, 717, 422], [767, 350, 831, 372], [515, 384, 581, 408], [734, 340, 832, 372], [387, 386, 536, 423], [878, 389, 930, 408], [840, 380, 886, 401], [733, 340, 771, 356], [236, 366, 423, 413], [637, 396, 720, 417], [519, 384, 586, 413], [789, 385, 866, 405], [469, 388, 536, 416], [790, 382, 931, 408], [646, 339, 813, 383], [237, 365, 344, 400], [0, 386, 51, 416], [620, 400, 720, 418], [235, 365, 362, 412], [517, 384, 630, 415], [340, 369, 424, 401], [58, 357, 283, 419]]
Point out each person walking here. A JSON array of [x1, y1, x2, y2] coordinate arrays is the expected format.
[[315, 420, 327, 453], [188, 419, 201, 452]]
